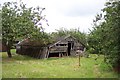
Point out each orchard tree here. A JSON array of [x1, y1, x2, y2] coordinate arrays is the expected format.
[[102, 0, 120, 68], [1, 1, 49, 58], [88, 0, 120, 69], [87, 13, 105, 54]]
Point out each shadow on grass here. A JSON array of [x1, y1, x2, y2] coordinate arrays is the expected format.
[[47, 57, 60, 60], [2, 52, 61, 63], [1, 49, 64, 62], [1, 52, 38, 62]]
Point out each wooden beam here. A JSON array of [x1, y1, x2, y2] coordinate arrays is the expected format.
[[59, 53, 61, 57]]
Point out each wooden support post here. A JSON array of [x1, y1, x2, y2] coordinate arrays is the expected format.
[[59, 53, 61, 57], [67, 52, 68, 56], [76, 50, 82, 67], [78, 55, 80, 66], [60, 53, 62, 57], [46, 50, 49, 58], [62, 53, 63, 57]]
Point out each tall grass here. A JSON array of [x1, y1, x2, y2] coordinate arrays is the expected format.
[[1, 49, 118, 78]]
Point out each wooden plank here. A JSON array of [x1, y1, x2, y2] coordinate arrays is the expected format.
[[59, 53, 61, 57]]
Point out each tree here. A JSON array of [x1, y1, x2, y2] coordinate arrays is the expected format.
[[88, 0, 120, 70], [1, 1, 49, 57], [102, 0, 120, 68]]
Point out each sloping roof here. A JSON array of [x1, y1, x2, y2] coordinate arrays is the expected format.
[[52, 35, 68, 42], [64, 35, 86, 47], [53, 35, 75, 42], [17, 38, 45, 46], [17, 35, 86, 47], [49, 35, 85, 48]]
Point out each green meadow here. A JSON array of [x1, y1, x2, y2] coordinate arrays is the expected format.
[[1, 49, 118, 78]]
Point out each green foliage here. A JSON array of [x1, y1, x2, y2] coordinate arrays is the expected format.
[[1, 1, 50, 57], [88, 0, 120, 67], [87, 22, 105, 54], [104, 0, 120, 67]]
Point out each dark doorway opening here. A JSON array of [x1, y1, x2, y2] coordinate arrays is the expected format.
[[68, 41, 74, 56], [48, 53, 59, 57], [68, 42, 71, 56]]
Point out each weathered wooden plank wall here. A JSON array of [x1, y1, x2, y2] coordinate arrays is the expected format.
[[16, 45, 47, 59]]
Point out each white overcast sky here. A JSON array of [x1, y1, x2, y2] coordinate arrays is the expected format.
[[1, 0, 107, 33]]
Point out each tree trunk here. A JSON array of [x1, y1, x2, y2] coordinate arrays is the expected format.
[[7, 46, 12, 58]]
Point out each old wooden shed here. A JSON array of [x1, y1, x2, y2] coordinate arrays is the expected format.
[[16, 35, 86, 59], [47, 35, 86, 58], [16, 38, 48, 59]]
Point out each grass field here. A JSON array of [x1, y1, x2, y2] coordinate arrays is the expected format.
[[1, 49, 119, 78]]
